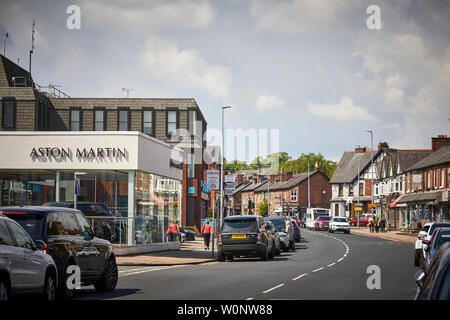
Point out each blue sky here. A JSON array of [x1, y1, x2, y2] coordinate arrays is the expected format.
[[1, 0, 449, 162]]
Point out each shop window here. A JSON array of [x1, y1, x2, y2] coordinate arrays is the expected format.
[[143, 110, 153, 136], [2, 98, 16, 129]]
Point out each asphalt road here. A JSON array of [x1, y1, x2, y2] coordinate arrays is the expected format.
[[74, 229, 418, 300]]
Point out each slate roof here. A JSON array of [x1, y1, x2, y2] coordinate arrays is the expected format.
[[232, 181, 252, 195], [253, 171, 324, 192], [329, 151, 379, 184], [0, 54, 33, 87], [397, 150, 432, 172], [397, 191, 440, 203], [404, 146, 450, 171]]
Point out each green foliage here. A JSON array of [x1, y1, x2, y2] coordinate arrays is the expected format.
[[183, 226, 196, 232], [258, 198, 268, 217]]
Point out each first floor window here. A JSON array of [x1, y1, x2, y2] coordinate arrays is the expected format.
[[167, 110, 177, 136], [2, 99, 15, 128], [70, 109, 80, 131], [94, 110, 105, 131], [119, 110, 129, 131], [290, 190, 297, 202], [143, 110, 153, 135], [339, 184, 343, 196]]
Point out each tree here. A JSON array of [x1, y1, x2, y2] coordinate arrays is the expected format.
[[258, 199, 268, 217], [280, 152, 338, 179]]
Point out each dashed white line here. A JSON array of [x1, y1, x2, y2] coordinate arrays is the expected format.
[[120, 265, 183, 277], [246, 297, 254, 300], [337, 258, 344, 262], [327, 263, 336, 267], [292, 273, 308, 281], [262, 284, 285, 294], [312, 267, 324, 273]]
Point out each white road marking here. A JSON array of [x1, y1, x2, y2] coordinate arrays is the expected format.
[[312, 267, 324, 273], [262, 284, 285, 294], [337, 258, 344, 262], [327, 263, 336, 267], [120, 265, 183, 277], [292, 273, 308, 281], [246, 297, 254, 300]]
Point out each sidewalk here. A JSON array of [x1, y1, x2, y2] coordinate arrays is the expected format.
[[116, 238, 217, 266], [350, 227, 417, 244]]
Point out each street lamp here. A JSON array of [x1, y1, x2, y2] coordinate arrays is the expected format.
[[220, 106, 231, 230], [356, 145, 361, 229], [367, 130, 374, 219], [74, 172, 86, 210]]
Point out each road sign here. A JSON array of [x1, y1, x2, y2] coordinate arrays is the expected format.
[[206, 170, 220, 190], [354, 207, 362, 211], [368, 203, 378, 208], [224, 175, 236, 196]]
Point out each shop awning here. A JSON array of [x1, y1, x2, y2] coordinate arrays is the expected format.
[[396, 191, 439, 204], [388, 194, 405, 208]]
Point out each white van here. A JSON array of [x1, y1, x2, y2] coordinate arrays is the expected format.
[[305, 208, 330, 229]]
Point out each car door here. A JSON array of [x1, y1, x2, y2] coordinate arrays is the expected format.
[[74, 212, 101, 276], [7, 221, 44, 292], [0, 220, 22, 293]]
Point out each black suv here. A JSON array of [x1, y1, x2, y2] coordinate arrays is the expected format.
[[43, 202, 117, 243], [0, 206, 118, 298], [218, 215, 275, 261]]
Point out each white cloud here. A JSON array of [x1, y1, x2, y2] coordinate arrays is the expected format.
[[140, 37, 232, 99], [307, 96, 377, 123], [82, 0, 216, 32], [254, 94, 285, 112], [249, 0, 360, 35]]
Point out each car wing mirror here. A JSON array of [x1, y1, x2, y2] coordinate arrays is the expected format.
[[415, 270, 425, 288], [34, 240, 46, 251]]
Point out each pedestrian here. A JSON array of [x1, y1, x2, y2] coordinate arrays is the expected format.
[[166, 221, 180, 242], [202, 220, 213, 250], [380, 217, 386, 232], [375, 217, 379, 233], [368, 216, 374, 233]]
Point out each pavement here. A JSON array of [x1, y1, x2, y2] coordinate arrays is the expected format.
[[115, 238, 217, 266], [349, 226, 417, 244]]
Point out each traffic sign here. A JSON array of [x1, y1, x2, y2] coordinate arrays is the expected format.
[[368, 204, 378, 208], [354, 207, 362, 211]]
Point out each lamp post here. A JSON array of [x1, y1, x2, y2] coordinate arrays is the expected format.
[[367, 130, 374, 219], [74, 172, 86, 210], [356, 145, 361, 229], [220, 106, 231, 230]]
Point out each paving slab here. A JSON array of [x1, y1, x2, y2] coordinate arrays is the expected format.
[[349, 227, 417, 244]]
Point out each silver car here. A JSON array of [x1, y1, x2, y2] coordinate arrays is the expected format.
[[0, 214, 58, 300]]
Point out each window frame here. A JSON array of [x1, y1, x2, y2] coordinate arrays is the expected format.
[[2, 97, 16, 129], [142, 108, 155, 136], [7, 221, 34, 250], [117, 108, 130, 131], [166, 109, 179, 138], [69, 107, 82, 131], [93, 107, 106, 131], [290, 189, 297, 202]]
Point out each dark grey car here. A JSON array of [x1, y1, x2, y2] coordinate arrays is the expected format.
[[0, 214, 58, 300], [218, 215, 274, 261]]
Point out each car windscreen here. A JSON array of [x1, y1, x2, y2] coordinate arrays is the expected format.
[[222, 218, 258, 232], [435, 231, 450, 249], [421, 225, 430, 233], [268, 219, 286, 229], [4, 213, 44, 238], [430, 223, 450, 235], [333, 218, 347, 223]]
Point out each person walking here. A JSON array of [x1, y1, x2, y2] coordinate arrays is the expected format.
[[166, 221, 180, 242], [375, 216, 379, 233], [202, 220, 213, 250], [368, 215, 374, 233]]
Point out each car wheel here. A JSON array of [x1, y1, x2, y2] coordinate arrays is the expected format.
[[218, 251, 226, 262], [0, 277, 9, 300], [261, 247, 268, 261], [289, 240, 295, 251], [94, 257, 118, 292], [419, 252, 425, 269], [414, 249, 421, 267], [42, 270, 56, 301], [226, 255, 234, 261]]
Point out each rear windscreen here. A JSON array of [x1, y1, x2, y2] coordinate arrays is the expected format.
[[222, 219, 258, 232], [5, 213, 44, 238]]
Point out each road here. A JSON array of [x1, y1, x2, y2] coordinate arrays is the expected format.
[[73, 229, 418, 300]]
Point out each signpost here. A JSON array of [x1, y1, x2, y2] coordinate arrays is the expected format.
[[224, 175, 236, 196], [206, 170, 220, 190]]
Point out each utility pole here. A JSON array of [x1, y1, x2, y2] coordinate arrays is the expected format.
[[220, 106, 231, 229], [3, 33, 8, 56], [29, 21, 35, 78], [356, 145, 361, 229], [367, 130, 375, 219], [308, 160, 311, 208]]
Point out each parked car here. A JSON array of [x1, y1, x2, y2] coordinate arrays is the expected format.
[[0, 214, 58, 300], [218, 215, 275, 262], [414, 242, 450, 300], [290, 219, 301, 242], [179, 227, 196, 241], [264, 219, 281, 256], [43, 202, 117, 243], [0, 206, 118, 298], [415, 222, 450, 268], [329, 217, 351, 234], [314, 216, 332, 231], [424, 227, 450, 272], [351, 214, 371, 226], [265, 216, 295, 252]]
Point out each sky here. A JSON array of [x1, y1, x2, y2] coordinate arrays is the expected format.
[[1, 0, 449, 163]]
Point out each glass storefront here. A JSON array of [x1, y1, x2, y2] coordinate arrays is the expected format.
[[0, 169, 181, 246]]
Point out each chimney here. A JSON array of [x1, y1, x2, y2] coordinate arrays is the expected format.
[[355, 146, 367, 153], [236, 172, 244, 185], [377, 142, 389, 152], [432, 135, 450, 152], [280, 170, 293, 181]]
